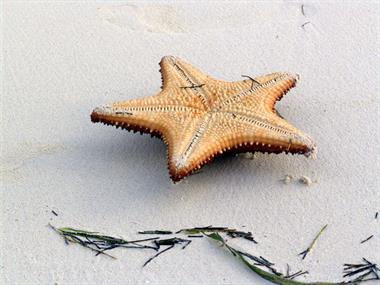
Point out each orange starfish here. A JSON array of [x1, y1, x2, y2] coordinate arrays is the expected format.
[[91, 56, 316, 182]]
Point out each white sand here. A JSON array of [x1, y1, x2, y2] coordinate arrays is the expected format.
[[1, 1, 379, 284]]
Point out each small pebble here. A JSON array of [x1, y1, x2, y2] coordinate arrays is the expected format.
[[283, 174, 294, 184], [299, 175, 312, 186]]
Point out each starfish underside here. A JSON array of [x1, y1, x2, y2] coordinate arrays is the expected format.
[[91, 56, 316, 182]]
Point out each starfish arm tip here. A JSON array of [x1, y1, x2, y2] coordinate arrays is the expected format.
[[302, 137, 317, 159], [307, 144, 318, 159], [90, 111, 100, 123], [90, 105, 115, 123]]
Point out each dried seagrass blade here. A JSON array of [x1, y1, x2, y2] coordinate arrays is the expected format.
[[91, 56, 317, 182]]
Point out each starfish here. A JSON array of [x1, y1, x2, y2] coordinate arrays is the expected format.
[[91, 56, 316, 182]]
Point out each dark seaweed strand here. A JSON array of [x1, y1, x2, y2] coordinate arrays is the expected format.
[[144, 238, 192, 267], [286, 270, 309, 280], [154, 237, 191, 248], [176, 226, 258, 243], [360, 235, 374, 244], [53, 225, 193, 267], [187, 235, 203, 238], [301, 21, 311, 29], [50, 225, 202, 267], [301, 4, 305, 16], [226, 231, 258, 244], [137, 226, 257, 243], [62, 233, 117, 259], [49, 224, 157, 257], [286, 264, 291, 277], [343, 265, 373, 278], [138, 230, 173, 235], [375, 212, 379, 219], [236, 250, 282, 276], [363, 258, 380, 279], [241, 75, 261, 89], [175, 226, 228, 234], [76, 232, 157, 250], [362, 258, 380, 279], [343, 258, 380, 281], [143, 245, 175, 267]]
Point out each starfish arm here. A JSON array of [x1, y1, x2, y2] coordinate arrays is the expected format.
[[159, 56, 219, 108], [217, 111, 316, 156], [216, 72, 299, 114], [254, 72, 299, 113], [168, 111, 316, 181], [91, 94, 208, 181], [160, 56, 211, 89], [90, 94, 205, 144], [167, 113, 213, 180]]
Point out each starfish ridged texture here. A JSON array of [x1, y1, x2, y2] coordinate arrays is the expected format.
[[91, 56, 316, 182]]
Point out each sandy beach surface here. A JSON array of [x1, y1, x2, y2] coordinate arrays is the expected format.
[[1, 1, 379, 284]]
